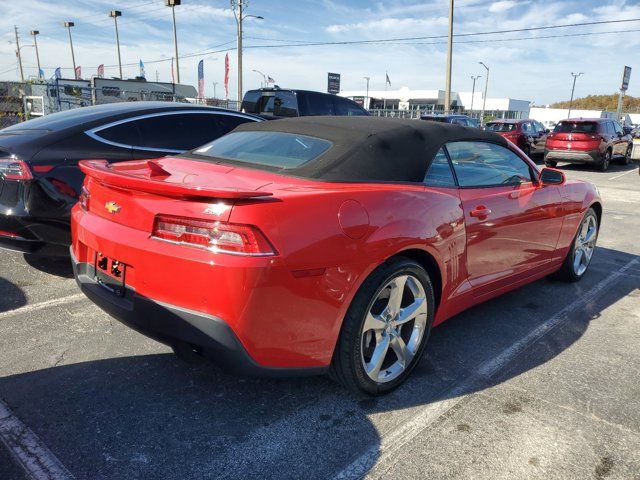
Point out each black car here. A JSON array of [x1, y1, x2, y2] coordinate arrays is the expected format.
[[0, 102, 260, 255], [240, 88, 370, 118], [420, 114, 479, 128]]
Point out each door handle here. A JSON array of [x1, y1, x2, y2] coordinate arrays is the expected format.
[[470, 206, 492, 218]]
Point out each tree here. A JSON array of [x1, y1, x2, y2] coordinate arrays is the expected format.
[[550, 94, 640, 112]]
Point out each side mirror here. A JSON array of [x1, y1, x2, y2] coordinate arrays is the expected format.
[[545, 128, 550, 134], [540, 167, 565, 186]]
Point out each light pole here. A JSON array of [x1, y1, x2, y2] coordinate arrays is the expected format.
[[252, 69, 267, 88], [364, 76, 370, 110], [470, 75, 481, 113], [479, 61, 489, 125], [165, 0, 181, 84], [109, 10, 123, 79], [63, 21, 76, 78], [568, 72, 583, 119], [444, 0, 454, 114], [30, 30, 42, 79], [232, 0, 264, 106], [213, 82, 218, 99], [13, 26, 24, 82]]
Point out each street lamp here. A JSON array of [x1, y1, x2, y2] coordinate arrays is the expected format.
[[30, 30, 42, 79], [165, 0, 181, 84], [470, 75, 481, 113], [252, 69, 267, 87], [479, 61, 489, 125], [232, 0, 264, 107], [364, 76, 370, 110], [63, 21, 76, 78], [444, 0, 454, 114], [109, 10, 123, 79], [568, 72, 584, 119], [212, 81, 218, 99]]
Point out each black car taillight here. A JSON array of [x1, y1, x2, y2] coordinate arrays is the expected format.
[[79, 186, 90, 211], [0, 157, 32, 180]]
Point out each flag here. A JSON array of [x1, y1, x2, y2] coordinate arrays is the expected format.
[[171, 57, 174, 83], [97, 64, 104, 78], [197, 59, 204, 98], [139, 60, 145, 79], [224, 53, 229, 99], [267, 75, 275, 84], [54, 67, 61, 79], [74, 66, 81, 79], [386, 72, 391, 86]]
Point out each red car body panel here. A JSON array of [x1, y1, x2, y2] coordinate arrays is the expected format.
[[71, 147, 600, 371]]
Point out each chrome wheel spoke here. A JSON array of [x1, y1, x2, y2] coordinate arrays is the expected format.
[[397, 297, 426, 325], [583, 225, 596, 245], [573, 248, 584, 273], [366, 334, 390, 379], [390, 334, 413, 368], [363, 311, 386, 333], [386, 276, 407, 316]]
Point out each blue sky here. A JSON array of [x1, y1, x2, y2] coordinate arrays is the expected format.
[[1, 0, 638, 104]]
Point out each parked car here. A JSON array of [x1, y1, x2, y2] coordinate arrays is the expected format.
[[71, 117, 601, 395], [544, 118, 632, 171], [420, 114, 479, 128], [484, 119, 548, 158], [0, 102, 260, 255], [241, 88, 369, 118]]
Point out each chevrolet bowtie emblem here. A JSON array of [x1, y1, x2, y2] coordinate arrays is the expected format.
[[105, 201, 121, 214]]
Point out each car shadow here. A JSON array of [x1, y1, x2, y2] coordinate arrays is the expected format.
[[553, 160, 637, 174], [22, 253, 74, 279], [0, 276, 27, 313], [0, 247, 637, 479]]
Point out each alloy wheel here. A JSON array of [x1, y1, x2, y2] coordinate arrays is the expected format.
[[573, 214, 597, 276], [360, 274, 428, 383]]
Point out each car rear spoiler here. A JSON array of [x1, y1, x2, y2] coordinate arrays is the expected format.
[[79, 160, 273, 200]]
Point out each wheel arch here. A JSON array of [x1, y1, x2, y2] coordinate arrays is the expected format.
[[388, 248, 443, 312], [590, 201, 603, 227]]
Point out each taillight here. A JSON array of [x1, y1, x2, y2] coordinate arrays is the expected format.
[[151, 214, 276, 256], [0, 157, 32, 180], [79, 186, 90, 211]]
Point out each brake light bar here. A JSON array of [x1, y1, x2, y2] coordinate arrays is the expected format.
[[151, 215, 276, 256], [0, 158, 32, 180]]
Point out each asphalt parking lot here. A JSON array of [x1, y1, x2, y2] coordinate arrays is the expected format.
[[0, 160, 639, 480]]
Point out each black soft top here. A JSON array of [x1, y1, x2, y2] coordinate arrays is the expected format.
[[223, 116, 509, 183]]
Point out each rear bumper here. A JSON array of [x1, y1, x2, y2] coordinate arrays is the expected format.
[[71, 249, 326, 377], [544, 148, 600, 163]]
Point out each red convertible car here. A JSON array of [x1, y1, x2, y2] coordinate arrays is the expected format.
[[71, 117, 601, 395]]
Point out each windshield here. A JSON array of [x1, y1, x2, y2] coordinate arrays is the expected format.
[[192, 131, 332, 169], [554, 121, 598, 133], [485, 123, 517, 132]]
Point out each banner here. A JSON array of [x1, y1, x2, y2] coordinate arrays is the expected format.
[[139, 60, 145, 79], [97, 64, 104, 78], [224, 53, 229, 99], [74, 66, 81, 80], [327, 72, 340, 94], [197, 59, 204, 98]]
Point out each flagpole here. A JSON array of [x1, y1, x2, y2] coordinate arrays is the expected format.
[[384, 71, 387, 110]]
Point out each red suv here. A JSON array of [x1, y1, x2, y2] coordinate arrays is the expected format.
[[544, 118, 632, 171], [485, 119, 548, 158]]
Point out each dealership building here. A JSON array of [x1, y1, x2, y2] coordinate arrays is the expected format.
[[339, 86, 531, 118]]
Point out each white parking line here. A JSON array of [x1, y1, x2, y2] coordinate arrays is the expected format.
[[0, 399, 74, 480], [608, 168, 638, 181], [334, 256, 640, 480], [0, 294, 85, 320]]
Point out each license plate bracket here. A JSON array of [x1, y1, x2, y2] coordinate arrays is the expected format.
[[94, 253, 126, 297]]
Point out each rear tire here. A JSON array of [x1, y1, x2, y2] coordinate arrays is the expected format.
[[329, 257, 435, 396], [622, 144, 632, 165], [598, 149, 611, 171], [553, 208, 599, 282]]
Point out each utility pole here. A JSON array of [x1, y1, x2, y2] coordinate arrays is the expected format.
[[63, 22, 76, 78], [166, 0, 181, 84], [232, 0, 263, 107], [30, 30, 42, 79], [364, 76, 370, 110], [213, 81, 218, 99], [14, 26, 24, 82], [479, 61, 489, 125], [109, 10, 123, 79], [470, 75, 481, 113], [568, 72, 583, 119], [444, 0, 454, 114], [155, 70, 159, 82]]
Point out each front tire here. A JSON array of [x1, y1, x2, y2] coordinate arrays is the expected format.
[[330, 257, 435, 395], [553, 208, 599, 282], [598, 149, 611, 171]]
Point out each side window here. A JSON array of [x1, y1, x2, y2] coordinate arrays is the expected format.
[[302, 92, 335, 116], [605, 122, 615, 134], [613, 121, 624, 135], [536, 121, 546, 133], [424, 148, 456, 187], [522, 122, 533, 134], [446, 141, 533, 187], [241, 90, 262, 114], [333, 97, 368, 116], [133, 113, 254, 151], [262, 92, 298, 117], [93, 121, 142, 147]]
